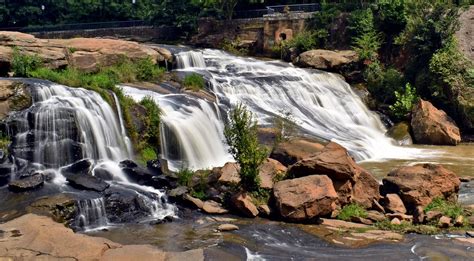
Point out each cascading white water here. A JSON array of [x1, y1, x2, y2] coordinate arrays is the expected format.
[[177, 49, 422, 161], [76, 197, 108, 231], [112, 93, 133, 158], [121, 86, 233, 171], [175, 51, 207, 69]]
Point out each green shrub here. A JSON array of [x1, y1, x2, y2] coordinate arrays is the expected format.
[[11, 48, 42, 77], [348, 8, 376, 41], [337, 203, 368, 221], [139, 146, 157, 165], [224, 104, 268, 192], [139, 96, 162, 147], [282, 31, 317, 54], [389, 83, 418, 121], [0, 131, 10, 152], [425, 197, 465, 220], [177, 168, 194, 187], [366, 65, 405, 104], [183, 73, 206, 91], [136, 57, 164, 81], [352, 31, 382, 62], [221, 38, 249, 56]]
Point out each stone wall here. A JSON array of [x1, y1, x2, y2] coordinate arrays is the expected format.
[[32, 26, 179, 43]]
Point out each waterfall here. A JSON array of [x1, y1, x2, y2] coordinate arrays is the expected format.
[[112, 93, 133, 158], [76, 197, 108, 231], [176, 49, 420, 161], [122, 86, 233, 171], [175, 51, 206, 69]]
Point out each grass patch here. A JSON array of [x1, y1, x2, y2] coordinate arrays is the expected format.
[[183, 73, 206, 91], [11, 47, 42, 77], [375, 220, 439, 235], [138, 146, 157, 165], [337, 203, 368, 221], [0, 131, 10, 152], [177, 168, 194, 187], [424, 197, 465, 219]]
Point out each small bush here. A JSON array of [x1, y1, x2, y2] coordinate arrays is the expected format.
[[11, 48, 42, 77], [183, 73, 206, 91], [424, 197, 465, 220], [389, 83, 418, 121], [337, 203, 367, 221], [139, 96, 162, 146], [282, 31, 317, 54], [224, 104, 268, 192], [221, 38, 249, 56], [352, 31, 382, 62], [136, 58, 164, 81], [273, 110, 298, 146], [177, 168, 194, 187], [139, 146, 157, 165], [366, 65, 405, 104], [0, 131, 10, 152]]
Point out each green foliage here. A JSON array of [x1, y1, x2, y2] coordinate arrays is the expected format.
[[373, 1, 407, 38], [425, 197, 465, 220], [177, 168, 194, 187], [352, 31, 382, 62], [0, 131, 10, 152], [365, 62, 405, 104], [307, 3, 343, 48], [221, 38, 249, 56], [389, 83, 418, 120], [224, 104, 268, 192], [348, 8, 376, 41], [375, 220, 439, 235], [139, 146, 157, 165], [11, 48, 42, 77], [183, 73, 206, 91], [139, 96, 162, 149], [136, 58, 164, 81], [337, 204, 368, 221], [282, 31, 318, 54]]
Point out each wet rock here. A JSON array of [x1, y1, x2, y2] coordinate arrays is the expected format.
[[0, 162, 14, 186], [183, 194, 204, 209], [103, 187, 153, 223], [386, 122, 413, 145], [425, 211, 443, 223], [390, 218, 401, 225], [454, 216, 464, 227], [27, 194, 76, 225], [93, 167, 114, 181], [0, 80, 32, 120], [258, 158, 287, 189], [438, 216, 451, 228], [366, 211, 386, 222], [61, 158, 93, 175], [146, 159, 163, 175], [217, 224, 239, 232], [202, 200, 229, 214], [257, 204, 271, 217], [231, 192, 258, 218], [466, 231, 474, 237], [273, 175, 338, 222], [383, 194, 407, 214], [270, 139, 324, 166], [63, 172, 109, 192], [8, 173, 44, 192], [382, 164, 460, 211], [120, 159, 154, 185], [413, 206, 425, 224], [209, 162, 240, 186], [411, 99, 461, 145], [169, 186, 188, 198], [294, 49, 359, 71]]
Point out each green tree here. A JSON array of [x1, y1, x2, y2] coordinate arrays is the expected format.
[[389, 83, 418, 121], [224, 104, 268, 192]]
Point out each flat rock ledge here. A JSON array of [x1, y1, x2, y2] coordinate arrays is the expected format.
[[0, 214, 204, 261]]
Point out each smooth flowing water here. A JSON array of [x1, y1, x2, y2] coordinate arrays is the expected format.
[[175, 49, 427, 162], [122, 86, 233, 171], [4, 80, 176, 229]]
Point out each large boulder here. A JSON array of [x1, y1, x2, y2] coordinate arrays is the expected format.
[[231, 192, 259, 218], [382, 164, 460, 211], [386, 122, 413, 146], [273, 175, 338, 222], [0, 80, 32, 120], [411, 99, 461, 145], [8, 173, 44, 192], [294, 49, 358, 71], [270, 139, 324, 166], [287, 142, 380, 208], [209, 162, 241, 186]]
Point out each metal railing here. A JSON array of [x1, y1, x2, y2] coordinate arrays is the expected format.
[[234, 3, 321, 19], [0, 20, 149, 33]]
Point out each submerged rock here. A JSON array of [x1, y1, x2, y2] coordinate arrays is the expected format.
[[411, 99, 461, 145], [8, 173, 44, 192], [382, 164, 460, 211], [273, 175, 338, 222]]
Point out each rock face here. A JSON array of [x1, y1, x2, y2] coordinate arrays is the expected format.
[[382, 164, 460, 211], [231, 192, 258, 218], [294, 49, 358, 70], [383, 194, 407, 214], [8, 173, 44, 191], [273, 175, 338, 222], [270, 139, 324, 166], [258, 158, 287, 189], [0, 31, 169, 74], [411, 99, 461, 145], [0, 80, 32, 120], [287, 142, 380, 208], [209, 162, 241, 186]]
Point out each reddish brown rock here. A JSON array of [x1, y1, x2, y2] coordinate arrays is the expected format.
[[273, 175, 338, 222], [413, 206, 425, 224], [383, 194, 407, 214], [231, 192, 258, 218], [202, 200, 229, 214], [382, 164, 460, 211], [425, 211, 443, 223], [351, 170, 381, 208], [411, 99, 461, 145], [438, 216, 452, 228], [258, 158, 287, 189], [295, 49, 359, 70], [270, 139, 324, 166], [209, 162, 241, 186]]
